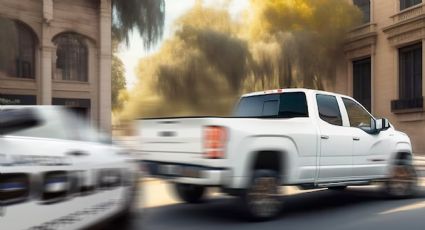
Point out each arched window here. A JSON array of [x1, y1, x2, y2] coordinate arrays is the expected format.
[[0, 17, 36, 78], [53, 33, 88, 82]]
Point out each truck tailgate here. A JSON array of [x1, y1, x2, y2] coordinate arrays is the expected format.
[[138, 118, 207, 156]]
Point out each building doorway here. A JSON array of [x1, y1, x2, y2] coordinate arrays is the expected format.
[[353, 57, 372, 112]]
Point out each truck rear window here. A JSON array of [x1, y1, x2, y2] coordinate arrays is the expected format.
[[234, 92, 309, 118]]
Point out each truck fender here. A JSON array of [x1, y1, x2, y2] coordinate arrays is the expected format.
[[230, 135, 299, 188], [387, 142, 413, 170]]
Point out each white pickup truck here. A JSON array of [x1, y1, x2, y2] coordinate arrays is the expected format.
[[138, 88, 417, 220]]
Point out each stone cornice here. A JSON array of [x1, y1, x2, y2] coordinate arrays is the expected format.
[[344, 23, 377, 58], [383, 3, 425, 46]]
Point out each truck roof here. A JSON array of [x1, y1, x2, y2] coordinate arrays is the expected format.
[[241, 88, 346, 98]]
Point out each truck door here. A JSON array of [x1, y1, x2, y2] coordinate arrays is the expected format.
[[340, 97, 390, 178], [316, 94, 353, 182]]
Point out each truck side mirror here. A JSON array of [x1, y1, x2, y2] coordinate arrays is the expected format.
[[371, 117, 390, 133], [0, 108, 42, 135], [382, 118, 390, 130]]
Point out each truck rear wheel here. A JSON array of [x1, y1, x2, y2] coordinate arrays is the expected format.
[[174, 183, 205, 203], [242, 170, 282, 221]]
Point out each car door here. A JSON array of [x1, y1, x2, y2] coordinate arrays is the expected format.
[[340, 97, 391, 179], [316, 94, 354, 182], [0, 107, 89, 229]]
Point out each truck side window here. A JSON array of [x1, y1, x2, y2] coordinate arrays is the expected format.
[[262, 100, 278, 116], [342, 98, 372, 128], [279, 92, 309, 118], [234, 92, 308, 118], [316, 94, 343, 126]]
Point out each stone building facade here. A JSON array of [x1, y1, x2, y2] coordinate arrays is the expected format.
[[337, 0, 425, 154], [0, 0, 112, 132]]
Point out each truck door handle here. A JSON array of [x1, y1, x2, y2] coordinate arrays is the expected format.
[[66, 151, 90, 157], [353, 137, 360, 141], [321, 135, 329, 140]]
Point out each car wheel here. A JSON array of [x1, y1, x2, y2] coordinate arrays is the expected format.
[[385, 159, 417, 198], [174, 183, 206, 203], [243, 170, 282, 221]]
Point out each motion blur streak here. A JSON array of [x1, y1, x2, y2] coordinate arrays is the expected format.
[[0, 107, 139, 230], [118, 0, 361, 120], [380, 200, 425, 215], [380, 178, 425, 215]]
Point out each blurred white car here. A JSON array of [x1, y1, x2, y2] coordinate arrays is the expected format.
[[0, 106, 139, 230]]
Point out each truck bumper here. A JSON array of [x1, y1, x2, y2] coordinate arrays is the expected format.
[[142, 160, 231, 186]]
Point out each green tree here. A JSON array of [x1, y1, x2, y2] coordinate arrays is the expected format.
[[112, 39, 126, 111], [111, 0, 166, 112], [112, 0, 165, 48]]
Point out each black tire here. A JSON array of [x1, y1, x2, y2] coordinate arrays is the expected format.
[[242, 170, 282, 221], [384, 158, 418, 199], [329, 186, 347, 191], [174, 183, 206, 203]]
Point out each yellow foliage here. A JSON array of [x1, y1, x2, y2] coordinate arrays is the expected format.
[[117, 0, 363, 120], [246, 0, 361, 41], [175, 0, 238, 34]]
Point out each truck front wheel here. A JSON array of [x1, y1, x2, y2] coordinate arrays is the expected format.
[[174, 183, 205, 203], [242, 170, 282, 221], [385, 161, 417, 198]]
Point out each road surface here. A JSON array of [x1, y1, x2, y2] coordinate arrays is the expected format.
[[106, 177, 425, 230]]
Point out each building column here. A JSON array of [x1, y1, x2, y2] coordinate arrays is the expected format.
[[40, 29, 53, 105], [40, 0, 53, 105], [99, 0, 112, 132]]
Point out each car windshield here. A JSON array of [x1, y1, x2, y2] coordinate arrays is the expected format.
[[3, 107, 108, 143], [234, 92, 309, 118]]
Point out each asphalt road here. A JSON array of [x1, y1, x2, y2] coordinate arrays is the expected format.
[[106, 178, 425, 230]]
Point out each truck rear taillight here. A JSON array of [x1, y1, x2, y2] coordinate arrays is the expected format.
[[203, 126, 227, 159]]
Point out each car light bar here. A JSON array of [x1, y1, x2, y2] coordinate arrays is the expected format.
[[41, 171, 69, 203], [98, 169, 122, 189], [0, 173, 30, 205]]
